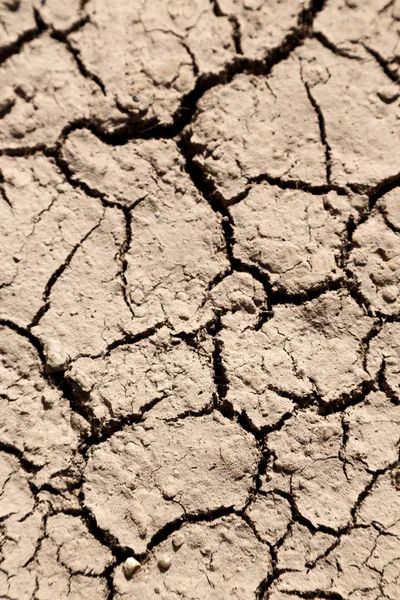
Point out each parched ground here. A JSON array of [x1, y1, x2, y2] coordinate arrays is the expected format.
[[0, 1, 400, 599]]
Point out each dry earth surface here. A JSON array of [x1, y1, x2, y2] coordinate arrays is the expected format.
[[0, 0, 400, 599]]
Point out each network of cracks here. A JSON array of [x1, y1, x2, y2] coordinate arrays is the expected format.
[[0, 0, 400, 599]]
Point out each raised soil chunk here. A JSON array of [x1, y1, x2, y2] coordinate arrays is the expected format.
[[344, 391, 400, 472], [0, 34, 110, 151], [356, 467, 400, 533], [216, 0, 312, 60], [66, 329, 215, 431], [0, 153, 104, 327], [367, 322, 400, 402], [83, 414, 259, 554], [207, 271, 268, 331], [348, 210, 400, 316], [266, 410, 371, 531], [231, 184, 367, 295], [32, 206, 134, 361], [188, 60, 326, 203], [378, 188, 400, 231], [0, 327, 83, 488], [244, 492, 292, 545], [297, 38, 400, 190], [0, 0, 36, 52], [61, 130, 229, 336], [315, 0, 400, 77], [220, 291, 373, 424], [113, 515, 272, 600], [34, 0, 85, 32], [68, 0, 235, 127]]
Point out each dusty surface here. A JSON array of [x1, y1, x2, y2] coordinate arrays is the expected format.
[[0, 1, 399, 599]]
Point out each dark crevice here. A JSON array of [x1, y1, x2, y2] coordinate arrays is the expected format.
[[51, 27, 106, 95], [212, 313, 229, 405], [362, 43, 400, 83], [102, 323, 165, 356], [282, 592, 346, 600], [53, 140, 142, 209], [313, 31, 362, 59], [0, 143, 49, 157], [336, 212, 357, 269], [234, 174, 349, 203], [41, 0, 328, 151], [210, 313, 289, 441], [360, 321, 382, 372], [0, 8, 46, 67], [181, 41, 199, 77], [210, 0, 223, 17], [29, 216, 104, 329], [48, 372, 95, 440], [229, 16, 243, 55], [0, 97, 15, 120], [180, 128, 351, 317], [349, 169, 400, 209], [146, 504, 235, 556], [318, 377, 376, 416], [164, 401, 215, 423], [0, 442, 41, 474], [343, 273, 374, 317], [76, 498, 134, 563], [350, 460, 399, 522], [0, 318, 45, 363], [52, 144, 106, 200], [379, 210, 400, 234], [84, 394, 168, 446], [0, 185, 12, 209], [300, 71, 332, 184], [378, 359, 399, 404]]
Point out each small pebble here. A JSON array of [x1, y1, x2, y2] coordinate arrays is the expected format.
[[172, 532, 185, 550], [382, 285, 398, 303], [155, 210, 160, 218], [132, 95, 140, 103], [158, 554, 172, 570], [44, 338, 69, 372], [123, 556, 141, 580]]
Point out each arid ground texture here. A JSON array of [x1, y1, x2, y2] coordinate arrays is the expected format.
[[0, 0, 400, 599]]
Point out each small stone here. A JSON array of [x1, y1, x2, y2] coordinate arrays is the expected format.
[[172, 532, 185, 550], [155, 210, 160, 218], [377, 84, 400, 104], [44, 338, 69, 372], [158, 554, 172, 570], [132, 95, 140, 102], [382, 285, 398, 303], [123, 556, 141, 580]]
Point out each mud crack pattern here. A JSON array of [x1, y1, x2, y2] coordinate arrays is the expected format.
[[0, 1, 399, 599]]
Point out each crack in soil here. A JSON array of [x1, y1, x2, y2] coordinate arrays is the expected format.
[[1, 0, 400, 597]]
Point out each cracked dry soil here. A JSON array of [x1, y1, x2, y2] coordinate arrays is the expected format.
[[0, 0, 400, 599]]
